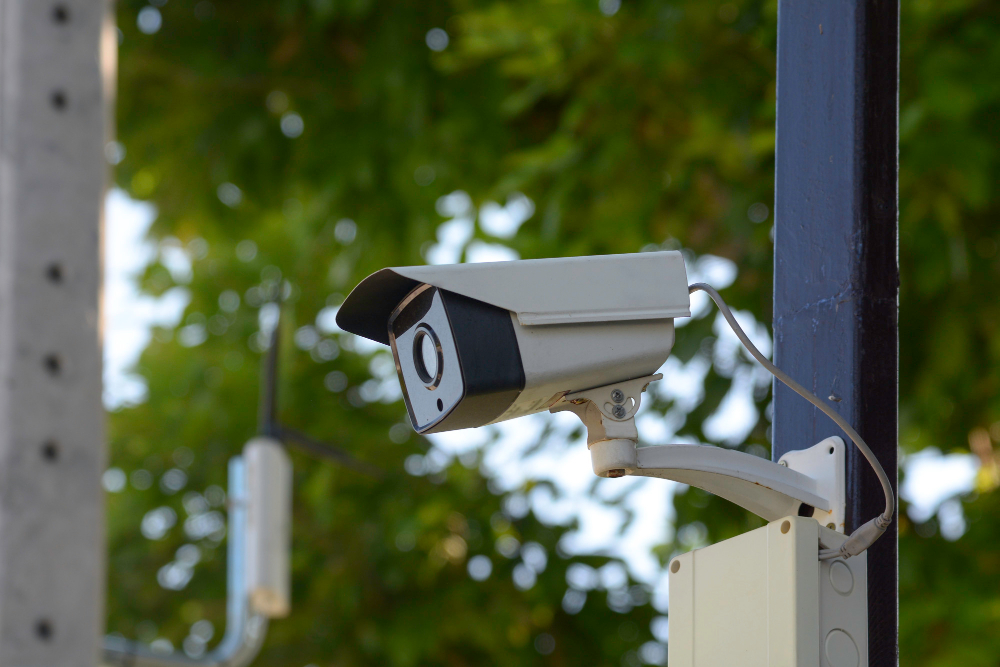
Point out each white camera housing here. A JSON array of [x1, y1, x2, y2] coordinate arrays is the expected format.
[[336, 251, 691, 434]]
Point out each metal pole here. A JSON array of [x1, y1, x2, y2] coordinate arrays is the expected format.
[[0, 0, 110, 664], [772, 1, 899, 665], [102, 457, 269, 667]]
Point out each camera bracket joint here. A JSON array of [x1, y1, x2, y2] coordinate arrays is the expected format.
[[550, 374, 662, 478], [550, 373, 663, 447]]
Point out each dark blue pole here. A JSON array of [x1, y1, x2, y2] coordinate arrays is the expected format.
[[772, 1, 899, 664]]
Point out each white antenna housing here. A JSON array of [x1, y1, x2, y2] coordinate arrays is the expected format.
[[244, 437, 292, 618]]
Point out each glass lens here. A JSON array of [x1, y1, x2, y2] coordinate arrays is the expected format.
[[420, 333, 438, 378], [412, 327, 441, 386]]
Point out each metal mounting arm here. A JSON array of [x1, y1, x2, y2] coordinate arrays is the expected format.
[[102, 457, 268, 667], [551, 376, 847, 532], [631, 439, 846, 530]]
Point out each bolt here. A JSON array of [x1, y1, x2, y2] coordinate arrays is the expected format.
[[607, 468, 626, 478], [611, 388, 625, 404], [778, 460, 788, 467], [827, 523, 836, 530], [611, 404, 626, 419]]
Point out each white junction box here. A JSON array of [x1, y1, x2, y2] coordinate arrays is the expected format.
[[668, 516, 867, 667]]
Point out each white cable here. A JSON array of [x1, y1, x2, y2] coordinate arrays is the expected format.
[[688, 283, 894, 560]]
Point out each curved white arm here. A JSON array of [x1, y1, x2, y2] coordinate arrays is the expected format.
[[590, 437, 847, 530], [634, 445, 827, 521]]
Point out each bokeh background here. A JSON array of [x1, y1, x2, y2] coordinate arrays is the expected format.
[[103, 0, 1000, 665]]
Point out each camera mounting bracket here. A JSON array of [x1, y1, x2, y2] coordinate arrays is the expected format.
[[551, 376, 846, 532], [550, 373, 663, 445]]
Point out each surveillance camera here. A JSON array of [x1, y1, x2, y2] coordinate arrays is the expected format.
[[338, 252, 896, 561], [336, 252, 691, 434]]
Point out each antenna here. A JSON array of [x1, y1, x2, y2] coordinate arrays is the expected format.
[[258, 291, 281, 438], [256, 291, 382, 477], [104, 286, 381, 666]]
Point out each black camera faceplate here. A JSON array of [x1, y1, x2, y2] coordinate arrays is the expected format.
[[388, 286, 525, 434]]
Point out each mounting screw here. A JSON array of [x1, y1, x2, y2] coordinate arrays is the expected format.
[[611, 404, 626, 419], [607, 468, 625, 478], [610, 389, 625, 404], [827, 522, 836, 530], [778, 460, 788, 467]]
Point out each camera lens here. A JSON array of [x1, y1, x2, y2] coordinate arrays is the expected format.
[[412, 326, 442, 387]]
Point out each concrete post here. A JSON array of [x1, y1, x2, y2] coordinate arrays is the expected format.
[[0, 0, 109, 664]]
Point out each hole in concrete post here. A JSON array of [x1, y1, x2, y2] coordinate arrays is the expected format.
[[35, 619, 53, 641], [670, 560, 680, 573], [50, 90, 67, 111], [46, 263, 63, 284], [781, 520, 791, 534], [41, 440, 59, 462], [43, 354, 62, 376], [52, 4, 69, 23]]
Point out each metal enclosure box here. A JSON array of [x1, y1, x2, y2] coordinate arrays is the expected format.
[[668, 517, 867, 667]]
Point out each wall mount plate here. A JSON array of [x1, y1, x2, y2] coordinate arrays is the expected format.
[[779, 436, 847, 533]]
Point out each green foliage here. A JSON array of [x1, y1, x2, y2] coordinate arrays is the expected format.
[[108, 0, 1000, 664], [899, 486, 1000, 667], [898, 0, 1000, 451]]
